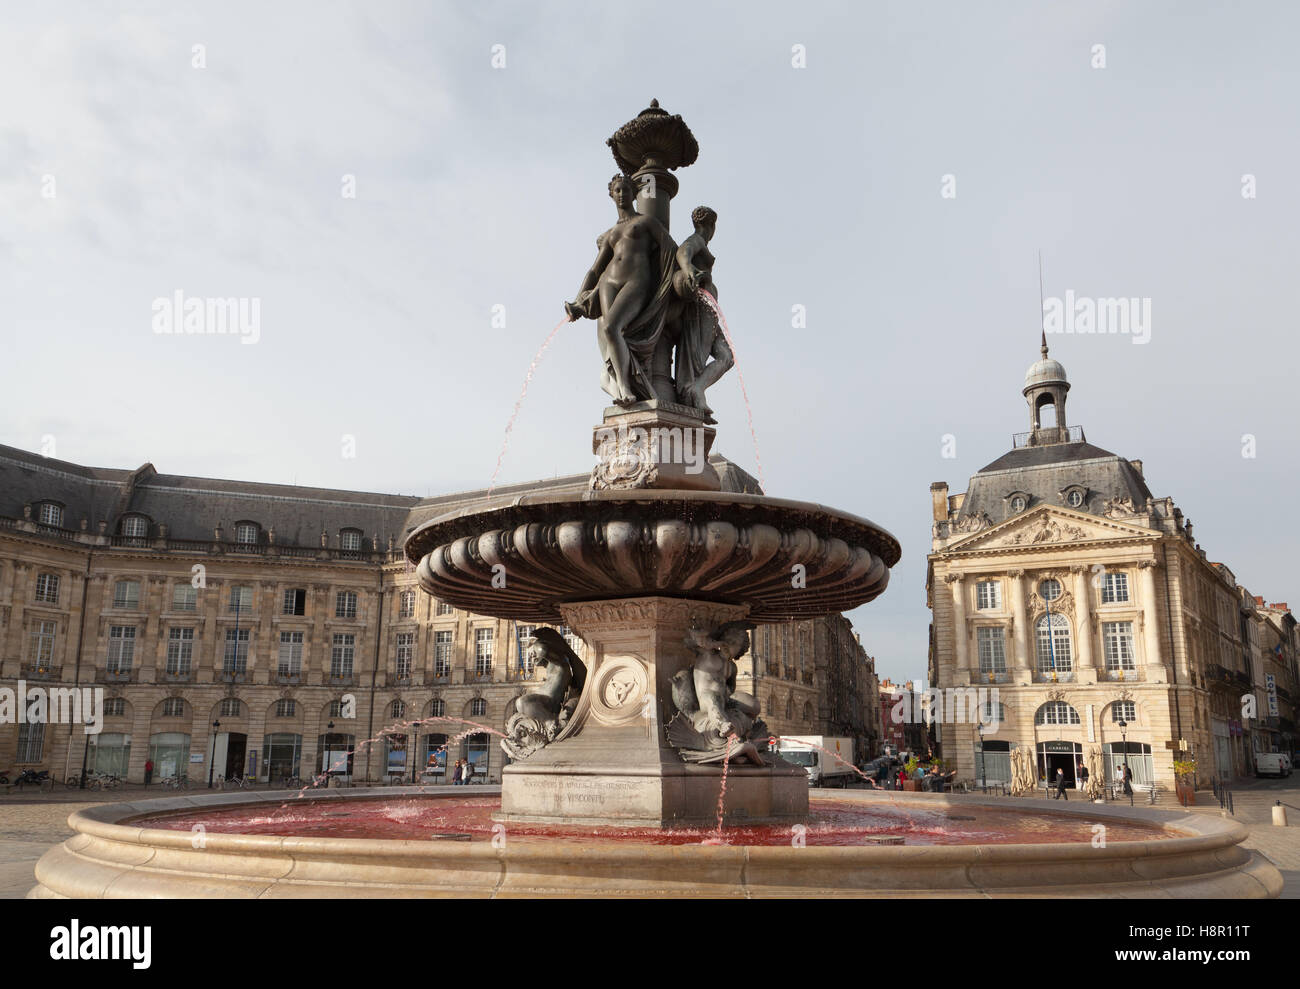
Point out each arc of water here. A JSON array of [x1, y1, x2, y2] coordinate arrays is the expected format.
[[487, 314, 573, 496], [697, 289, 765, 492]]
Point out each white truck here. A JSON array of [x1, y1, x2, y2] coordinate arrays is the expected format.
[[1255, 751, 1292, 778], [778, 736, 855, 788]]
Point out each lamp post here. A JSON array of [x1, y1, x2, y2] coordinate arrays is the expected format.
[[410, 720, 422, 784], [976, 722, 986, 792], [79, 717, 94, 789], [207, 718, 221, 788], [1118, 718, 1132, 806]]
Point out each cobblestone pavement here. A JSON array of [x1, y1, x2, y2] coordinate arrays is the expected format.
[[3, 778, 1298, 898]]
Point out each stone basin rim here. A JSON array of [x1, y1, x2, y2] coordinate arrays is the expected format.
[[31, 788, 1280, 898], [402, 489, 903, 567]]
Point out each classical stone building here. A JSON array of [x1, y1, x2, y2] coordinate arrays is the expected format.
[[0, 444, 879, 784], [927, 339, 1296, 791]]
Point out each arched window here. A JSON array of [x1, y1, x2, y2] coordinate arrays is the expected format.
[[1034, 701, 1080, 726], [1035, 613, 1073, 672], [470, 697, 486, 718]]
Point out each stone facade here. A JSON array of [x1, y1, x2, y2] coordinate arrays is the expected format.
[[926, 343, 1297, 791], [0, 445, 879, 783]]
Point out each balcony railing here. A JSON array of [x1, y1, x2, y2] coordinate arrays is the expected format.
[[1034, 668, 1075, 683], [1102, 666, 1141, 682], [20, 665, 62, 681], [425, 672, 451, 685], [505, 667, 538, 682], [977, 669, 1010, 684], [160, 670, 194, 683], [1012, 425, 1085, 448], [387, 674, 412, 687], [100, 668, 136, 684], [215, 670, 249, 684], [325, 673, 357, 687], [472, 668, 493, 682], [274, 673, 303, 685]]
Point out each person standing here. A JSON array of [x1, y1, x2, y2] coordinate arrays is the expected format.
[[1122, 763, 1133, 796], [144, 758, 154, 788], [452, 760, 462, 786], [1054, 767, 1068, 800], [1077, 760, 1089, 796]]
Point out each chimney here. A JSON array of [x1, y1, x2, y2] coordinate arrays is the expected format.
[[1271, 603, 1289, 612], [930, 482, 949, 522], [1129, 459, 1144, 477]]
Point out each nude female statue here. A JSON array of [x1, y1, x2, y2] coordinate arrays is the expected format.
[[671, 205, 733, 416], [566, 175, 677, 406]]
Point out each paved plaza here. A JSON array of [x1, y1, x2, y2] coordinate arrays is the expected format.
[[3, 776, 1299, 899]]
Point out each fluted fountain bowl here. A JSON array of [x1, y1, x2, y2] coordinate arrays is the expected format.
[[403, 490, 902, 623]]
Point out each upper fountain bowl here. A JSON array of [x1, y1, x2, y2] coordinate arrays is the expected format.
[[403, 489, 901, 624]]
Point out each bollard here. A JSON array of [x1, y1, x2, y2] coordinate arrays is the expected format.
[[1272, 800, 1287, 827]]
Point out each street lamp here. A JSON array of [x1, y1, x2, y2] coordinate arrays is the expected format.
[[1117, 718, 1132, 806], [976, 722, 986, 792], [207, 718, 221, 788], [79, 717, 94, 790]]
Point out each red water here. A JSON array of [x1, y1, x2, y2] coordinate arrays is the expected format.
[[130, 796, 1175, 846]]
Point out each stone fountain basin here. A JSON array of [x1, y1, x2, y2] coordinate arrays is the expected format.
[[29, 787, 1281, 898], [403, 490, 902, 623]]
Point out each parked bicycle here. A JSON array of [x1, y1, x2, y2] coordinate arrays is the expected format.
[[161, 774, 190, 790], [218, 775, 253, 790]]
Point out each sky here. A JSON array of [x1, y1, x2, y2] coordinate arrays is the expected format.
[[3, 1, 1298, 686]]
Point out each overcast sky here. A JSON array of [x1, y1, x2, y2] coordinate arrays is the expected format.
[[4, 1, 1298, 685]]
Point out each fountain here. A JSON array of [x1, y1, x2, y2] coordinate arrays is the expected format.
[[28, 103, 1282, 898]]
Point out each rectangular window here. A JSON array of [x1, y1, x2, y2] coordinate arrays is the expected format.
[[340, 530, 362, 552], [228, 585, 253, 614], [331, 633, 355, 678], [1103, 621, 1136, 671], [35, 573, 59, 604], [104, 698, 126, 717], [16, 723, 45, 763], [224, 628, 250, 673], [399, 591, 415, 619], [436, 600, 453, 616], [335, 591, 357, 619], [396, 633, 414, 677], [517, 625, 536, 673], [1112, 700, 1137, 723], [474, 628, 493, 677], [976, 627, 1007, 674], [113, 580, 140, 610], [976, 581, 1001, 610], [434, 630, 452, 678], [29, 620, 57, 667], [162, 698, 185, 717], [107, 626, 136, 671], [283, 588, 306, 616], [38, 503, 63, 527], [1035, 616, 1073, 672], [171, 584, 197, 612], [278, 631, 303, 676], [166, 627, 194, 675], [275, 699, 296, 718], [1101, 572, 1130, 604]]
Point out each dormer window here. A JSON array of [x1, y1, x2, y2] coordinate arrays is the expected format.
[[234, 522, 259, 545], [37, 502, 64, 527], [340, 529, 363, 552], [121, 515, 149, 540], [1005, 491, 1030, 516], [1060, 485, 1087, 509]]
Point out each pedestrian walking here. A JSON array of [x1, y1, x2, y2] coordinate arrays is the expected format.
[[1054, 767, 1068, 800]]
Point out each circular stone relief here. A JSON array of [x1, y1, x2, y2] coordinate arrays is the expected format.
[[589, 656, 649, 726]]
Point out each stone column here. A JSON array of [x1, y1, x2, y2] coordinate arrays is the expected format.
[[946, 574, 969, 677], [497, 596, 807, 828], [1071, 565, 1095, 682], [1008, 569, 1030, 677], [1139, 560, 1163, 677]]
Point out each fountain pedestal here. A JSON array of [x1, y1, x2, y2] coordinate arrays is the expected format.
[[590, 401, 720, 491], [497, 597, 809, 829]]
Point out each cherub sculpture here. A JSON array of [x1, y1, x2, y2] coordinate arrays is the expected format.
[[666, 620, 767, 765], [501, 628, 587, 760]]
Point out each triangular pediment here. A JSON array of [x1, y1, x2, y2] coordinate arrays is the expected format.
[[946, 505, 1155, 552]]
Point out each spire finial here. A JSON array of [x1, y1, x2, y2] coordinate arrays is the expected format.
[[1037, 249, 1048, 358]]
